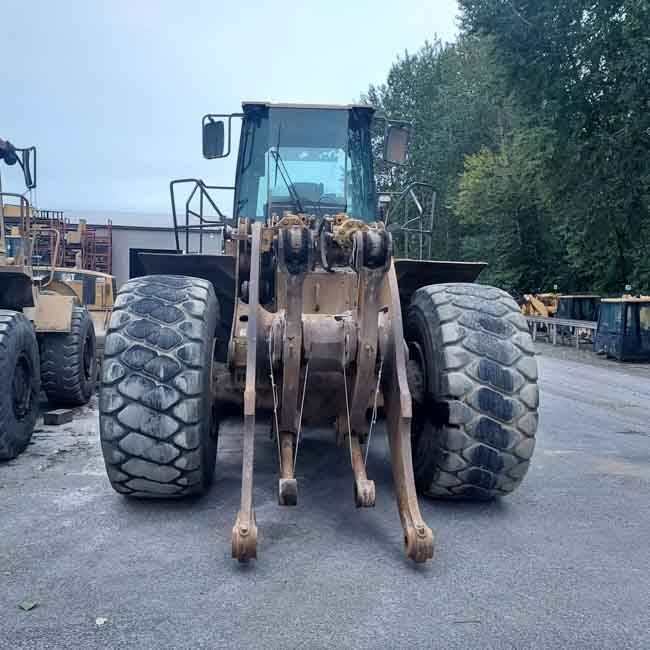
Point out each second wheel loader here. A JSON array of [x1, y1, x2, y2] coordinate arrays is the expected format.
[[0, 139, 97, 460], [99, 103, 539, 562]]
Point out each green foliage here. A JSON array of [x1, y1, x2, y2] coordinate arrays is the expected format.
[[364, 36, 522, 260], [458, 0, 650, 292], [367, 1, 650, 294], [457, 127, 561, 293]]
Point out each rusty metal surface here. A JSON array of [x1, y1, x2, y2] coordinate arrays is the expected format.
[[349, 433, 375, 508], [380, 262, 435, 562], [224, 213, 434, 562], [277, 226, 309, 436], [231, 222, 261, 562], [278, 269, 357, 314], [347, 232, 384, 435], [302, 315, 355, 372]]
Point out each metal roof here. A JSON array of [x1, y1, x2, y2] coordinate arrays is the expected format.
[[559, 294, 600, 299], [601, 296, 650, 303], [241, 101, 374, 111]]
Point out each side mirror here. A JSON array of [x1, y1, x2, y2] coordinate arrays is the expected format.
[[23, 148, 35, 189], [203, 119, 225, 159], [383, 122, 410, 165], [0, 140, 36, 189]]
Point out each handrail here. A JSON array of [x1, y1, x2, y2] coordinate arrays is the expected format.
[[382, 182, 436, 260], [0, 192, 32, 264], [31, 226, 61, 287], [169, 178, 235, 253], [524, 315, 597, 329], [524, 315, 597, 349]]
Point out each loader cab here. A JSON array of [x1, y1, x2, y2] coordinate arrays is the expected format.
[[202, 102, 409, 224], [594, 297, 650, 361], [556, 295, 600, 322]]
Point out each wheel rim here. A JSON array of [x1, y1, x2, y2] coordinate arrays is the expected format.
[[83, 332, 94, 381], [406, 340, 426, 406], [12, 354, 33, 420]]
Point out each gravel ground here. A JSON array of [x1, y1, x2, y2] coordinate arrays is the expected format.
[[1, 349, 649, 649]]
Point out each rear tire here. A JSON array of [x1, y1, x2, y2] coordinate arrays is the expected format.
[[40, 306, 96, 406], [406, 283, 538, 499], [99, 275, 219, 497], [0, 310, 40, 460]]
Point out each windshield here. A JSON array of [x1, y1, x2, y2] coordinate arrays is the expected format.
[[234, 105, 376, 222], [597, 302, 623, 333]]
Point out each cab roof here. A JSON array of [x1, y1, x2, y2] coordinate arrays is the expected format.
[[602, 296, 650, 303], [242, 101, 375, 112], [559, 294, 600, 299]]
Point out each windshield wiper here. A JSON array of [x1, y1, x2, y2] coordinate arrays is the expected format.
[[270, 148, 304, 214]]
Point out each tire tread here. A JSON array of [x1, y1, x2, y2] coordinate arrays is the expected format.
[[99, 275, 218, 497], [408, 283, 539, 499]]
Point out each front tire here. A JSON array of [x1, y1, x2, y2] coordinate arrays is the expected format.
[[0, 311, 40, 460], [406, 283, 539, 500], [40, 306, 96, 406], [99, 275, 219, 497]]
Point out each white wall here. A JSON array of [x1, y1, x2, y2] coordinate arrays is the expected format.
[[93, 226, 223, 287]]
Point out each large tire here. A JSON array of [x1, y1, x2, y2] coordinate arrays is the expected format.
[[40, 306, 96, 406], [406, 283, 538, 500], [99, 275, 219, 497], [0, 310, 40, 460]]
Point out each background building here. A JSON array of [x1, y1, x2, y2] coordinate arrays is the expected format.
[[92, 222, 222, 287], [1, 205, 223, 287]]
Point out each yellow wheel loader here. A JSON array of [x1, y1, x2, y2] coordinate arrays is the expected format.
[[0, 139, 97, 460], [99, 103, 539, 562]]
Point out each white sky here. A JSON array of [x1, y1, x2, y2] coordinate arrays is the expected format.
[[2, 0, 459, 223]]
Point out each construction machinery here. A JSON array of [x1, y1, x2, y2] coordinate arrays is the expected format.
[[520, 292, 558, 318], [33, 266, 116, 362], [99, 103, 539, 562], [556, 294, 600, 323], [594, 296, 650, 361], [0, 139, 97, 460]]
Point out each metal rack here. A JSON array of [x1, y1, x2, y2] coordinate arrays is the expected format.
[[2, 209, 112, 273]]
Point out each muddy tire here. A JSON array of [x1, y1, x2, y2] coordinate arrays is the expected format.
[[99, 275, 219, 497], [406, 283, 538, 499], [0, 310, 40, 460], [40, 306, 96, 406]]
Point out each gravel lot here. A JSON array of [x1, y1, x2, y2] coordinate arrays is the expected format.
[[1, 347, 649, 649]]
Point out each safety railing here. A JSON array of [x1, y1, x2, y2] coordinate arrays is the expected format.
[[525, 315, 597, 349], [169, 178, 234, 253], [381, 182, 436, 260]]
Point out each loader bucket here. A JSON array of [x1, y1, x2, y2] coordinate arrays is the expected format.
[[137, 252, 235, 361], [394, 259, 486, 312]]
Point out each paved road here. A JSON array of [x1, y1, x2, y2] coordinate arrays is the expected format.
[[1, 351, 649, 649]]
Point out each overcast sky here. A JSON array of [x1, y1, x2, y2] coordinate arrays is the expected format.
[[2, 0, 458, 224]]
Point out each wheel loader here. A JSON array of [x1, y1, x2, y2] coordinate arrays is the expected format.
[[99, 103, 539, 562], [0, 139, 97, 460]]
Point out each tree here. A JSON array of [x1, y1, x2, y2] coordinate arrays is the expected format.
[[456, 126, 562, 293], [458, 0, 650, 292], [364, 36, 523, 260]]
